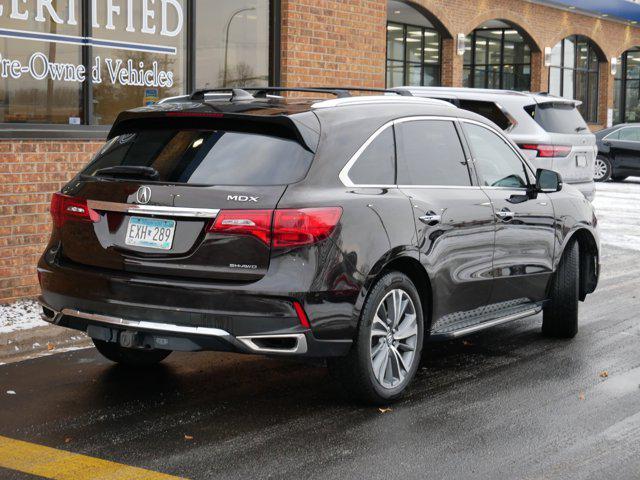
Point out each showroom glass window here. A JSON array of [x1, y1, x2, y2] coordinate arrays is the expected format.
[[386, 1, 441, 88], [613, 48, 640, 124], [463, 28, 531, 91], [0, 0, 82, 124], [548, 36, 600, 123], [0, 1, 275, 127], [195, 0, 270, 89]]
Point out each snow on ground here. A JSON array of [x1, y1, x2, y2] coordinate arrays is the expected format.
[[0, 299, 44, 334], [0, 178, 638, 333], [593, 177, 640, 252]]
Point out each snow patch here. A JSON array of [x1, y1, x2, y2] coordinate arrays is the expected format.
[[0, 299, 46, 334]]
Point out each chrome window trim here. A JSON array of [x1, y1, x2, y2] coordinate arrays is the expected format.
[[339, 115, 472, 188], [87, 200, 220, 219], [339, 115, 534, 189]]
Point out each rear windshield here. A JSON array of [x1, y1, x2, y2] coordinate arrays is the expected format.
[[82, 129, 314, 186], [524, 102, 589, 134]]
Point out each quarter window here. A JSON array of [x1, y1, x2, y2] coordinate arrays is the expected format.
[[464, 123, 529, 188], [396, 120, 471, 186], [348, 127, 396, 185]]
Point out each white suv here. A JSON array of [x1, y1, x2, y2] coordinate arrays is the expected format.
[[397, 87, 597, 201]]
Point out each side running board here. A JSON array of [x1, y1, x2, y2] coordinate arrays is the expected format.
[[430, 306, 542, 340]]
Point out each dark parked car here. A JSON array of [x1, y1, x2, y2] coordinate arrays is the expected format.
[[38, 88, 600, 404], [595, 123, 640, 182]]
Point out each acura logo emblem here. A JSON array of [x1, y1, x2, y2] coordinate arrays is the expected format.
[[136, 186, 151, 205]]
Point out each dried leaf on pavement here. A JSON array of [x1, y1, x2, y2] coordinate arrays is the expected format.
[[378, 408, 392, 414], [599, 371, 609, 378], [184, 435, 194, 441]]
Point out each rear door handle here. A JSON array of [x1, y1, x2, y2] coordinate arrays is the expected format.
[[496, 208, 515, 222], [419, 213, 441, 226]]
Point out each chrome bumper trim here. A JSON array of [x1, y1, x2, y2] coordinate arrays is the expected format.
[[87, 200, 220, 219], [60, 308, 233, 338]]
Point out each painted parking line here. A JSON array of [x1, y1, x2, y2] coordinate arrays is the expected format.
[[0, 435, 186, 480]]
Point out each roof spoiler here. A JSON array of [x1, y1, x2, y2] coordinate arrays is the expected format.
[[532, 92, 582, 107], [189, 86, 414, 102]]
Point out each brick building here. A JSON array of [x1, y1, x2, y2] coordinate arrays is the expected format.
[[1, 0, 639, 302]]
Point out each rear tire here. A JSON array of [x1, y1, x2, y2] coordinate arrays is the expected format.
[[93, 339, 171, 367], [542, 240, 579, 339], [594, 156, 611, 182], [611, 175, 628, 182], [328, 271, 424, 405]]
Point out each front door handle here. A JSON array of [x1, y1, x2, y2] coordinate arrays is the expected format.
[[496, 208, 515, 222], [419, 213, 441, 226]]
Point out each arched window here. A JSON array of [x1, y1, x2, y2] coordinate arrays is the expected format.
[[613, 48, 640, 124], [548, 36, 600, 123], [386, 1, 442, 87], [463, 21, 531, 91]]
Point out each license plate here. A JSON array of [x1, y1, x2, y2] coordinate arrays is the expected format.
[[125, 217, 175, 250], [576, 155, 587, 167]]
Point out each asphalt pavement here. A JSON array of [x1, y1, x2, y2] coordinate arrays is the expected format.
[[1, 181, 639, 480]]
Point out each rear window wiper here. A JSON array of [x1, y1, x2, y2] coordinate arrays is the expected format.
[[575, 126, 588, 132], [93, 166, 160, 181]]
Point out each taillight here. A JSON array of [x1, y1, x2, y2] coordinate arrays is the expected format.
[[50, 193, 100, 228], [520, 144, 572, 158], [209, 210, 273, 244], [273, 207, 342, 248], [208, 207, 342, 248]]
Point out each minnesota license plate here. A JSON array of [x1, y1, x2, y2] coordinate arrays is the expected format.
[[576, 155, 587, 167], [125, 217, 175, 250]]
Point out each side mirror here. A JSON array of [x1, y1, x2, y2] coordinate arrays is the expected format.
[[602, 139, 611, 147], [535, 168, 563, 193]]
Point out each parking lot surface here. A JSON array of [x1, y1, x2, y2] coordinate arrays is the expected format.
[[1, 180, 639, 480]]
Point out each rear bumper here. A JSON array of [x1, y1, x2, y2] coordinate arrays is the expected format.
[[37, 258, 352, 357], [38, 298, 350, 357]]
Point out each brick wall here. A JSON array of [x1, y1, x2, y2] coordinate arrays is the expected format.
[[280, 0, 387, 88], [0, 141, 102, 303]]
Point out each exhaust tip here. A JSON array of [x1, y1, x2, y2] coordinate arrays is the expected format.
[[237, 334, 308, 355]]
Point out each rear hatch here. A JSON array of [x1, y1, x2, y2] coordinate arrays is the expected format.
[[54, 112, 318, 282], [521, 101, 596, 184]]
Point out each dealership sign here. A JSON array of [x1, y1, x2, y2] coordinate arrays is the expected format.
[[0, 0, 184, 87]]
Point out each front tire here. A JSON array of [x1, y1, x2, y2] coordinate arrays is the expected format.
[[542, 241, 579, 339], [594, 156, 611, 182], [328, 271, 424, 405], [93, 339, 171, 367]]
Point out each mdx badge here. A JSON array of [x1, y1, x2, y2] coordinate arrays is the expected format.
[[227, 195, 259, 203], [136, 186, 152, 204]]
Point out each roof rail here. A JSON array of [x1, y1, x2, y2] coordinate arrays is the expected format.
[[189, 86, 413, 102]]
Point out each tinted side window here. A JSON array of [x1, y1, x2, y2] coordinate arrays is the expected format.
[[396, 120, 471, 186], [618, 127, 640, 141], [459, 100, 512, 131], [464, 123, 530, 188], [349, 127, 396, 185]]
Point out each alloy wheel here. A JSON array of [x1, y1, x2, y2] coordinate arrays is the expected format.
[[594, 157, 609, 181], [370, 289, 418, 389]]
